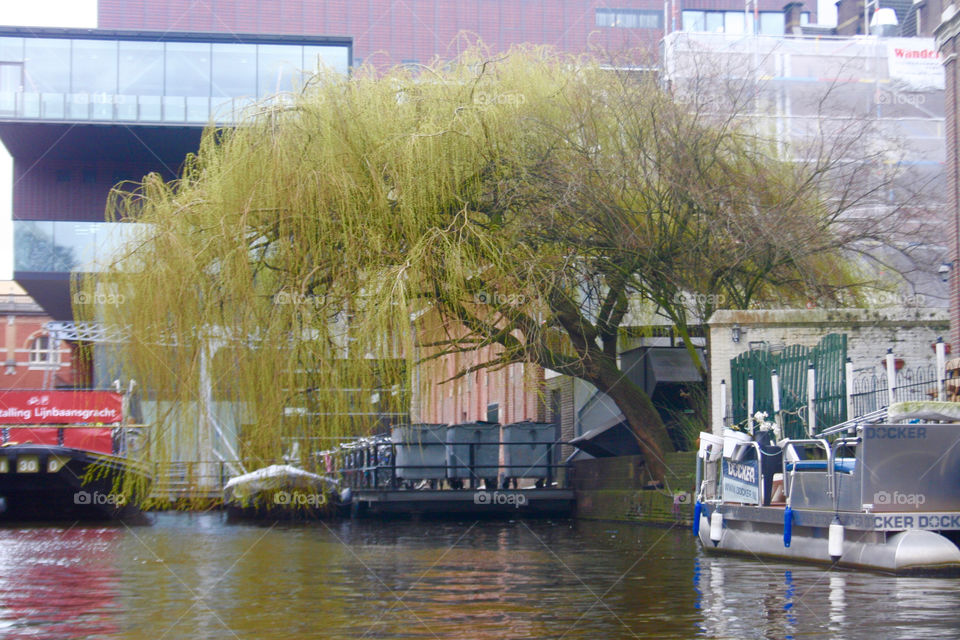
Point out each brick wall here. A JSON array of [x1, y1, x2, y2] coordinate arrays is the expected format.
[[415, 309, 544, 425], [919, 0, 946, 37], [937, 11, 960, 346], [708, 308, 950, 430], [572, 451, 697, 524], [6, 124, 201, 223], [545, 373, 576, 459], [0, 290, 83, 389], [98, 0, 809, 68], [834, 0, 866, 35]]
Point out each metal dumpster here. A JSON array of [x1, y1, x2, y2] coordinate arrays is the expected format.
[[502, 421, 554, 483], [445, 421, 500, 486], [391, 423, 448, 481]]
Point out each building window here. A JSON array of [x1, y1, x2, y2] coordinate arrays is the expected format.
[[29, 335, 60, 366], [596, 8, 663, 29], [486, 402, 500, 423], [759, 12, 785, 35], [681, 10, 785, 35]]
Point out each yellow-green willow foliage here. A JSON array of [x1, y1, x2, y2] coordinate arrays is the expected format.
[[76, 47, 617, 493], [75, 46, 887, 492]]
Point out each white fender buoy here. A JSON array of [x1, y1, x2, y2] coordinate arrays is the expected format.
[[710, 510, 723, 546], [829, 517, 844, 562]]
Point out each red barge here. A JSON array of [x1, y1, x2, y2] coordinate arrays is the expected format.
[[0, 389, 151, 521]]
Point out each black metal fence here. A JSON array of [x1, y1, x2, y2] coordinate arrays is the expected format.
[[334, 439, 570, 491], [849, 364, 940, 417]]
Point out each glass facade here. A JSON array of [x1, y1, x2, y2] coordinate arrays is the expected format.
[[0, 34, 350, 124], [14, 221, 148, 273], [596, 8, 663, 29], [680, 10, 810, 35]]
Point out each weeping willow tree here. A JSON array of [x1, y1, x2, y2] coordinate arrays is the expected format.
[[76, 46, 906, 489]]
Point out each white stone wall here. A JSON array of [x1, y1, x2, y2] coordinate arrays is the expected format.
[[707, 308, 949, 432]]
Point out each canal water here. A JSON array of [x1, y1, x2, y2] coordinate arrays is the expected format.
[[2, 513, 960, 639]]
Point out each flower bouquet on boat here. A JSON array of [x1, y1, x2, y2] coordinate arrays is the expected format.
[[694, 402, 960, 573]]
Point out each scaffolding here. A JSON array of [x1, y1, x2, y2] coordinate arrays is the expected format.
[[661, 31, 947, 298]]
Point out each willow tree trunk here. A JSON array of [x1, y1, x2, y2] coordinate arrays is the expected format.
[[591, 363, 674, 482]]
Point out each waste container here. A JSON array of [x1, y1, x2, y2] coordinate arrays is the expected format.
[[446, 421, 500, 488], [502, 421, 554, 485], [391, 423, 448, 481]]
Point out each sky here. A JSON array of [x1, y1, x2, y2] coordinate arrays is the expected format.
[[0, 0, 839, 282]]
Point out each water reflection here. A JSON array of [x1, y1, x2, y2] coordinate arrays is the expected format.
[[0, 516, 958, 639], [693, 554, 960, 639], [0, 526, 121, 638], [829, 572, 846, 632]]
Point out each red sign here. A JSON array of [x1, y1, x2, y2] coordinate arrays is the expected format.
[[0, 391, 123, 425]]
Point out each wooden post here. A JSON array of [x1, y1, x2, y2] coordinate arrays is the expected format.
[[807, 363, 816, 435], [747, 377, 755, 433]]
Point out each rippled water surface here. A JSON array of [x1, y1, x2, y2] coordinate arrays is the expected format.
[[1, 513, 959, 639]]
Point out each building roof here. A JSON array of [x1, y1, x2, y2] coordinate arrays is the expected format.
[[883, 0, 916, 32], [0, 281, 46, 315], [0, 25, 351, 46]]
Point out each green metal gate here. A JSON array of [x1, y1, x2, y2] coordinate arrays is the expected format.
[[730, 333, 847, 438]]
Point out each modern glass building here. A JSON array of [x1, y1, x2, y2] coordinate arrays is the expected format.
[[1, 27, 350, 319], [0, 31, 349, 124], [7, 0, 826, 321]]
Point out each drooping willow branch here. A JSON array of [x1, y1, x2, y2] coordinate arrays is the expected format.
[[74, 45, 916, 494]]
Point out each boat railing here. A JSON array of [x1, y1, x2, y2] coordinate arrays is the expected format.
[[700, 437, 768, 505], [829, 436, 861, 510], [817, 407, 888, 438], [780, 437, 833, 502]]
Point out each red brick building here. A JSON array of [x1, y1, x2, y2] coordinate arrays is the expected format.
[[97, 0, 811, 68], [0, 281, 84, 389], [937, 8, 960, 344], [416, 312, 544, 425]]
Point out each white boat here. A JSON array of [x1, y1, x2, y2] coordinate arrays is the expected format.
[[223, 464, 341, 519], [694, 402, 960, 573]]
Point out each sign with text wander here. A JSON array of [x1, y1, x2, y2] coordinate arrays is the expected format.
[[0, 391, 123, 424], [887, 38, 944, 91]]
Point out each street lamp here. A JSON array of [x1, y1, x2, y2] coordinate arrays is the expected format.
[[939, 262, 953, 283]]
